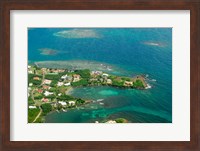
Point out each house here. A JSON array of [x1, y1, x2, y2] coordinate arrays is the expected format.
[[124, 81, 133, 86], [43, 85, 51, 90], [58, 101, 67, 106], [41, 68, 47, 72], [29, 83, 33, 87], [33, 77, 40, 80], [43, 79, 52, 85], [106, 79, 112, 84], [67, 75, 73, 81], [91, 71, 103, 76], [37, 89, 43, 93], [68, 70, 74, 73], [90, 78, 98, 82], [41, 98, 49, 102], [57, 81, 64, 87], [28, 65, 31, 69], [61, 74, 68, 80], [99, 78, 104, 82], [44, 91, 54, 96], [51, 69, 65, 73], [29, 106, 37, 109], [102, 73, 109, 78], [58, 93, 62, 96], [28, 70, 33, 74], [68, 101, 76, 106], [73, 74, 81, 82], [64, 82, 71, 86]]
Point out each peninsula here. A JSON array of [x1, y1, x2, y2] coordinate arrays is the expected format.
[[28, 64, 149, 123]]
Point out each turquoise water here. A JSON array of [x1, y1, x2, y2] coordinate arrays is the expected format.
[[28, 28, 172, 123]]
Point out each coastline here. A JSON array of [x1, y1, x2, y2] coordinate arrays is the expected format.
[[28, 62, 152, 123]]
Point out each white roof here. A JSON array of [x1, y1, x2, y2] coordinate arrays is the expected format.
[[44, 91, 53, 96], [58, 101, 67, 106], [64, 82, 71, 86], [102, 73, 109, 76], [29, 106, 36, 109], [61, 75, 68, 79]]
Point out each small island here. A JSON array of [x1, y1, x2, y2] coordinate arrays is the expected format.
[[28, 64, 149, 123]]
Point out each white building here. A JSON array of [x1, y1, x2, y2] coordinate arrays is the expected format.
[[73, 74, 81, 82], [29, 83, 33, 87], [57, 81, 64, 87], [43, 79, 52, 85], [61, 74, 68, 80], [106, 79, 112, 84], [58, 101, 67, 106], [44, 91, 54, 96], [29, 106, 37, 109], [102, 73, 109, 77], [68, 101, 76, 106], [64, 82, 71, 86], [91, 71, 103, 75]]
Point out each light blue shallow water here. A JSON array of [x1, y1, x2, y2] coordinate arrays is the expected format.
[[28, 28, 172, 123]]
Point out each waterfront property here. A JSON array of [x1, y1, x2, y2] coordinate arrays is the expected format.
[[28, 65, 148, 123], [28, 28, 172, 123]]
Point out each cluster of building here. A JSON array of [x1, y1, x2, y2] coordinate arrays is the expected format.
[[28, 65, 146, 111]]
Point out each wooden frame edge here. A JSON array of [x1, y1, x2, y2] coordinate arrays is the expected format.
[[0, 0, 199, 151]]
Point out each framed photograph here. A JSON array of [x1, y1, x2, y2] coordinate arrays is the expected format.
[[1, 0, 200, 150]]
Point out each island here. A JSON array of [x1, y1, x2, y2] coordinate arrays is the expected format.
[[28, 64, 149, 123]]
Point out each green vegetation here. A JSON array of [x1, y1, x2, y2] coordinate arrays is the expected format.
[[28, 65, 147, 123], [50, 80, 58, 87], [59, 71, 68, 76], [57, 94, 74, 101], [41, 103, 52, 115], [28, 74, 42, 85], [74, 69, 91, 79], [28, 108, 40, 123], [121, 77, 131, 81], [34, 116, 44, 123], [34, 94, 44, 100], [132, 79, 144, 88], [112, 80, 124, 87], [72, 79, 89, 87], [45, 95, 56, 99], [115, 118, 127, 123], [28, 97, 35, 105], [45, 74, 60, 80], [76, 98, 85, 104]]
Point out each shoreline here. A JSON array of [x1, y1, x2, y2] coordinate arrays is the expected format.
[[28, 62, 151, 123]]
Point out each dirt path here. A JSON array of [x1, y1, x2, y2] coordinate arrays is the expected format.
[[32, 107, 42, 123]]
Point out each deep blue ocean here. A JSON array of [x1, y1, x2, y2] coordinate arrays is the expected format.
[[28, 28, 172, 123]]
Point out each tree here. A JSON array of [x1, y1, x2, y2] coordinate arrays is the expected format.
[[74, 69, 91, 78], [71, 79, 89, 87], [132, 79, 144, 88], [76, 98, 85, 104], [57, 95, 74, 101], [41, 103, 52, 115], [45, 74, 60, 80]]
